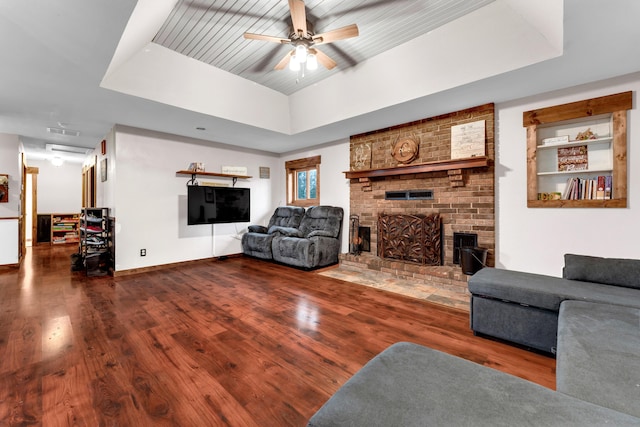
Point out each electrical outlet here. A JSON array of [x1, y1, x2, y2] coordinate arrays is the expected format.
[[140, 249, 146, 256]]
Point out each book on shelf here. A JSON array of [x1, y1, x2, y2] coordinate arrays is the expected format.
[[561, 175, 612, 200], [596, 176, 605, 200], [604, 175, 612, 200], [562, 177, 574, 200]]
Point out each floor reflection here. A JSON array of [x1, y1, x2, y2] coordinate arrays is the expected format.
[[296, 298, 319, 332], [42, 315, 73, 359]]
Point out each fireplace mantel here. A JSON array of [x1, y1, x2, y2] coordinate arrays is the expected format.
[[343, 156, 489, 180]]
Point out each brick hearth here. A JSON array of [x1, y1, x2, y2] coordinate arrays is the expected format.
[[344, 103, 495, 294], [340, 253, 471, 295]]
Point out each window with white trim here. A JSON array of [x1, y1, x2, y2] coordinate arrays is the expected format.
[[285, 155, 320, 207]]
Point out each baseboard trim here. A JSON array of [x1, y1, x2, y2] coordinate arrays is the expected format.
[[0, 263, 20, 272], [113, 253, 243, 277]]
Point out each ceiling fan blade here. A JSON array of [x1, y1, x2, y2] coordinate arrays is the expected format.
[[288, 0, 307, 37], [244, 32, 290, 44], [310, 48, 336, 70], [312, 24, 359, 45], [274, 51, 293, 70]]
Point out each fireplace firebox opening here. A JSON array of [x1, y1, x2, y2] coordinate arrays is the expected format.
[[349, 215, 371, 255], [453, 232, 478, 265]]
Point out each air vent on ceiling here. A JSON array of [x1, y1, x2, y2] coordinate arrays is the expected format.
[[45, 144, 91, 155], [47, 127, 80, 137]]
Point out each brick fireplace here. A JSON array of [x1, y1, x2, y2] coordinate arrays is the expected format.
[[342, 103, 495, 295]]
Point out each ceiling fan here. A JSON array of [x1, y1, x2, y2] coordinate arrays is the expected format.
[[243, 0, 359, 71]]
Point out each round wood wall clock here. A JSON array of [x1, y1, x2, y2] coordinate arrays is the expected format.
[[391, 137, 419, 163]]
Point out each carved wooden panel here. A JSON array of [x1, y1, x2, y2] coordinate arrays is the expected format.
[[377, 213, 441, 265]]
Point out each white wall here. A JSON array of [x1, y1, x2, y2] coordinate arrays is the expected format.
[[0, 133, 20, 265], [279, 140, 351, 252], [28, 159, 82, 214], [95, 128, 116, 211], [0, 133, 20, 218], [112, 126, 281, 272], [496, 72, 640, 276], [91, 73, 640, 276]]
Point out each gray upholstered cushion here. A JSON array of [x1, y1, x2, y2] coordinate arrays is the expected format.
[[299, 206, 343, 238], [557, 301, 640, 418], [268, 226, 303, 237], [563, 253, 640, 290], [242, 207, 305, 260], [308, 342, 639, 426], [469, 267, 640, 311], [267, 206, 305, 229], [307, 230, 334, 238], [247, 225, 267, 233], [241, 232, 276, 260]]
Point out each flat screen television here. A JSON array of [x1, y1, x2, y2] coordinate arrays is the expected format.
[[187, 186, 250, 225]]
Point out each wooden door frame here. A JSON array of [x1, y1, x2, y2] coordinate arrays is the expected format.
[[26, 166, 39, 246], [82, 157, 96, 208]]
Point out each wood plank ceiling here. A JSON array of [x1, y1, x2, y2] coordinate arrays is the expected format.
[[153, 0, 494, 95]]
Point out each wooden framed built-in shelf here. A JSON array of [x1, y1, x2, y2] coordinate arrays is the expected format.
[[176, 170, 252, 186], [523, 91, 632, 208], [343, 156, 489, 180]]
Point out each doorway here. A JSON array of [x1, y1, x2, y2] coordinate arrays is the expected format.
[[25, 166, 38, 247]]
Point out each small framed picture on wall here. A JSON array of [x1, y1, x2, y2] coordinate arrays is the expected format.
[[0, 174, 8, 203], [101, 158, 107, 182]]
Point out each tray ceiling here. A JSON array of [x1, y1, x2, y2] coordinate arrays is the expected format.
[[153, 0, 495, 95]]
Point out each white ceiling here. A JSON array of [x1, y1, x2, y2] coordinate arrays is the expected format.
[[1, 0, 640, 162], [153, 0, 493, 95]]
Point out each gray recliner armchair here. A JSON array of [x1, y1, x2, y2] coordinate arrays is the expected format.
[[271, 205, 343, 269], [241, 206, 305, 260]]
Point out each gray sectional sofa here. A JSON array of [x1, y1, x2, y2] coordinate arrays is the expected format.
[[469, 253, 640, 353], [241, 205, 343, 269], [308, 254, 640, 425]]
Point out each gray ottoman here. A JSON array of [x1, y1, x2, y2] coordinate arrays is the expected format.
[[307, 342, 638, 426], [557, 301, 640, 418]]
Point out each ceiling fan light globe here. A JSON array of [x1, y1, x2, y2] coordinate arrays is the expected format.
[[295, 44, 307, 63], [289, 54, 300, 71], [306, 54, 318, 70]]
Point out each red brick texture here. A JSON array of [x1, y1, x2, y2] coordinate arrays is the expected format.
[[345, 103, 495, 293]]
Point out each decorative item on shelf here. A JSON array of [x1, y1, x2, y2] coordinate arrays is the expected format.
[[451, 120, 486, 159], [575, 128, 597, 140], [557, 145, 588, 171], [538, 192, 562, 201], [188, 162, 205, 172], [200, 181, 229, 187], [391, 136, 419, 164], [0, 174, 8, 203], [541, 135, 569, 145], [352, 142, 372, 170], [221, 166, 248, 175]]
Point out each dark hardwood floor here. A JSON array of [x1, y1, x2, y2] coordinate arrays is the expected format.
[[0, 245, 555, 426]]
